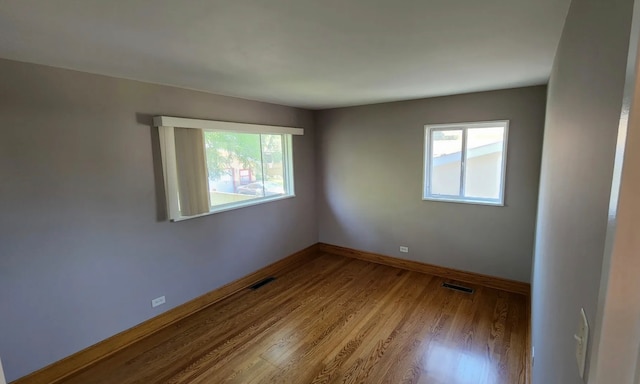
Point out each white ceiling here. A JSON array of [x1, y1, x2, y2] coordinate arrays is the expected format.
[[0, 0, 570, 109]]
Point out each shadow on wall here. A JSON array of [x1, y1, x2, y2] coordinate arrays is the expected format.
[[322, 184, 384, 250]]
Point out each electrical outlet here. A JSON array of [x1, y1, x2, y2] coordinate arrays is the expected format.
[[400, 246, 409, 253], [152, 296, 166, 308]]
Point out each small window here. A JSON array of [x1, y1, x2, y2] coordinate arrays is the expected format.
[[155, 116, 302, 221], [423, 121, 508, 206]]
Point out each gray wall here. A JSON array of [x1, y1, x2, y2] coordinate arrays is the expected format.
[[0, 59, 317, 382], [316, 86, 546, 283], [531, 0, 634, 383]]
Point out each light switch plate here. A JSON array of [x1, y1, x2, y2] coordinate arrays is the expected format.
[[576, 308, 589, 378]]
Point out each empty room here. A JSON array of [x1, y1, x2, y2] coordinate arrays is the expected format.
[[2, 1, 640, 383]]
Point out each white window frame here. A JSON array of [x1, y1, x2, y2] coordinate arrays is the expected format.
[[423, 120, 509, 206], [154, 116, 303, 221]]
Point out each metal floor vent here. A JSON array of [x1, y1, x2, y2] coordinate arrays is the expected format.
[[442, 282, 474, 294], [250, 277, 276, 290]]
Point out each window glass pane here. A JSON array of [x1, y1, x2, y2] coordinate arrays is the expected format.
[[464, 127, 505, 199], [260, 134, 286, 196], [431, 130, 462, 196], [204, 131, 264, 207]]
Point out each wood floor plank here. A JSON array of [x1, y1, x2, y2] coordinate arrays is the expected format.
[[331, 272, 437, 383], [177, 260, 388, 383], [306, 270, 415, 383], [373, 275, 462, 384], [61, 253, 528, 384], [254, 265, 412, 383]]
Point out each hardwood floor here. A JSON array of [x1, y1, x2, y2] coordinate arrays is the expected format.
[[61, 253, 528, 384]]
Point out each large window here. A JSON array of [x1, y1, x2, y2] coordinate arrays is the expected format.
[[155, 116, 302, 221], [423, 121, 508, 206]]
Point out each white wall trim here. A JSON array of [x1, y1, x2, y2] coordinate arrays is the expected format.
[[589, 0, 640, 382], [152, 116, 304, 135]]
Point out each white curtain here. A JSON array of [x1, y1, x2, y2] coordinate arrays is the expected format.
[[174, 128, 210, 216]]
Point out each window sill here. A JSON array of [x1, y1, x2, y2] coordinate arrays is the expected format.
[[170, 194, 296, 222], [422, 196, 504, 207]]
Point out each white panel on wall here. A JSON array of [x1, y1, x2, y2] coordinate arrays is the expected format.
[[0, 358, 6, 384]]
